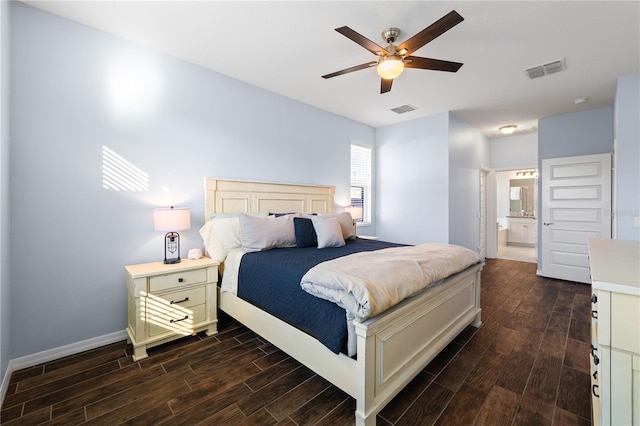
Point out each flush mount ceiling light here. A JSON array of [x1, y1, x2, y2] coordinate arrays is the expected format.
[[499, 125, 517, 135]]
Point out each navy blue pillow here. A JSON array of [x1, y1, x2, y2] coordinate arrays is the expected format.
[[294, 217, 317, 248]]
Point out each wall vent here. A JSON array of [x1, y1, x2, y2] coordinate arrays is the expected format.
[[525, 58, 566, 79], [391, 104, 417, 114]]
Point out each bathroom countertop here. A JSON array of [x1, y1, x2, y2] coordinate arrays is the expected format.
[[507, 216, 537, 219]]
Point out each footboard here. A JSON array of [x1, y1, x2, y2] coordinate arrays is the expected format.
[[219, 262, 482, 426], [353, 262, 483, 425]]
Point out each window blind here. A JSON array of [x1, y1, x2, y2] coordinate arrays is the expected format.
[[350, 145, 372, 224]]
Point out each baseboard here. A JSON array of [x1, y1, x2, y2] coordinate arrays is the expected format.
[[1, 329, 127, 405]]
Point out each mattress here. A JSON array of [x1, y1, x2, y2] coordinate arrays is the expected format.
[[225, 238, 405, 354]]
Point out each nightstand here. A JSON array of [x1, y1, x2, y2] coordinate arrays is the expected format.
[[125, 257, 219, 361]]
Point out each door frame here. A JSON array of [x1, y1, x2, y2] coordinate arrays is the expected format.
[[487, 166, 538, 260], [481, 168, 495, 259]]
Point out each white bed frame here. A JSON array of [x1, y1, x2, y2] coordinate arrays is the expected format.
[[203, 178, 483, 425]]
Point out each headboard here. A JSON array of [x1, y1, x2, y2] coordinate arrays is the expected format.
[[203, 178, 335, 221]]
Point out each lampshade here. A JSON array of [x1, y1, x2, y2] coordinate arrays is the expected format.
[[377, 56, 404, 79], [344, 206, 363, 221], [499, 125, 517, 135], [153, 206, 191, 231]]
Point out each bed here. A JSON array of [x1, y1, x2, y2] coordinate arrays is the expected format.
[[202, 178, 483, 426]]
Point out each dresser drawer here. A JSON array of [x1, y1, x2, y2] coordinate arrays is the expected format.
[[148, 303, 206, 338], [149, 268, 207, 292], [611, 293, 640, 353]]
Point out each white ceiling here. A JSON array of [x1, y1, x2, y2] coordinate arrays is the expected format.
[[23, 1, 640, 137]]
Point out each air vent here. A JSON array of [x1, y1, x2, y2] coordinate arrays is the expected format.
[[525, 58, 566, 79], [525, 66, 545, 79], [391, 104, 417, 114]]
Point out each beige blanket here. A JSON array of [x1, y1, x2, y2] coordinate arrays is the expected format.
[[300, 243, 480, 321]]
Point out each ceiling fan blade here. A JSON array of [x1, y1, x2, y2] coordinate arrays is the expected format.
[[380, 78, 393, 93], [322, 62, 377, 79], [404, 56, 463, 72], [397, 10, 464, 55], [335, 26, 388, 56]]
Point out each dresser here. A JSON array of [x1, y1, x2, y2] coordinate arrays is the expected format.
[[125, 257, 219, 361], [589, 238, 640, 426]]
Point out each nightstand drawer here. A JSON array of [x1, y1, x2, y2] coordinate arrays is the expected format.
[[148, 303, 206, 338], [153, 286, 205, 308], [149, 268, 207, 292]]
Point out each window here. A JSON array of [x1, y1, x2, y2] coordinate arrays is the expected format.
[[350, 144, 372, 224]]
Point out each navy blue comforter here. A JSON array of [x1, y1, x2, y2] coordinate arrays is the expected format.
[[237, 238, 405, 353]]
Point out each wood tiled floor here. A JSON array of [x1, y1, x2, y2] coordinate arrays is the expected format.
[[1, 259, 593, 425]]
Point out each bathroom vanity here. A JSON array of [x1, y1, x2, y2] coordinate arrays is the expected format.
[[507, 216, 537, 246]]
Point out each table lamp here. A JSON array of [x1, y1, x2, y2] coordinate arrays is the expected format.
[[153, 206, 191, 264], [344, 206, 363, 222]]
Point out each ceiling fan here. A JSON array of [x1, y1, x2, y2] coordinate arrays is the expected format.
[[322, 10, 464, 94]]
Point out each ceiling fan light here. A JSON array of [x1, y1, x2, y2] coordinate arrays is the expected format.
[[499, 125, 517, 135], [377, 56, 404, 79]]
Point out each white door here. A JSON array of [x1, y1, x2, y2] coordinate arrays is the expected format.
[[480, 171, 487, 259], [540, 153, 611, 283]]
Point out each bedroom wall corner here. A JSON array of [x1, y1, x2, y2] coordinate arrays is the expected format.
[[375, 112, 450, 245], [448, 113, 491, 253], [613, 74, 640, 241], [0, 0, 11, 395]]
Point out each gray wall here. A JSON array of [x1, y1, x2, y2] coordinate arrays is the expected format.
[[614, 74, 640, 240], [538, 106, 614, 160], [537, 105, 615, 266], [448, 114, 490, 251], [491, 132, 538, 170], [8, 3, 375, 359], [375, 113, 450, 245], [1, 0, 11, 383], [375, 112, 490, 251]]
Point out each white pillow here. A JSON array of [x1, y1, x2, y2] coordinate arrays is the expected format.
[[319, 212, 356, 240], [239, 213, 296, 252], [311, 216, 345, 248], [198, 217, 242, 263]]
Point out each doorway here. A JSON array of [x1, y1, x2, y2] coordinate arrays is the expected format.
[[495, 169, 538, 264]]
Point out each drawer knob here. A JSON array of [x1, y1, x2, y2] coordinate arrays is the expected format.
[[178, 278, 184, 283], [592, 384, 599, 398], [591, 294, 597, 304], [170, 297, 189, 305], [170, 315, 189, 324], [591, 310, 598, 319]]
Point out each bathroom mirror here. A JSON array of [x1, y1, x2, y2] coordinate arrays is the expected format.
[[509, 178, 536, 216]]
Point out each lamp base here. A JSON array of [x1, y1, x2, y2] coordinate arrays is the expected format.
[[163, 231, 182, 264]]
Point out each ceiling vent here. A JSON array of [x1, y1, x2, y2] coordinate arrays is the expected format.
[[525, 58, 566, 79], [391, 104, 417, 114]]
